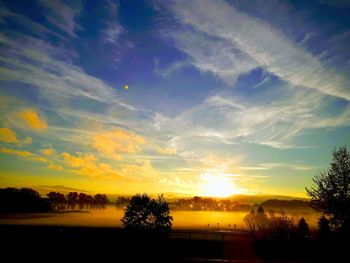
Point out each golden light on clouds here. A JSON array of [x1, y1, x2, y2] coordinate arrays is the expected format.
[[41, 147, 56, 156], [62, 152, 120, 179], [0, 128, 19, 143], [92, 128, 146, 159], [0, 147, 48, 163], [15, 108, 47, 130]]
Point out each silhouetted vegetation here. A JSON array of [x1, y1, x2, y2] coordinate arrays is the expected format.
[[172, 196, 251, 211], [0, 188, 51, 213], [0, 187, 110, 213], [121, 194, 173, 232], [46, 191, 109, 211], [244, 206, 311, 240], [306, 145, 350, 237], [318, 215, 331, 240]]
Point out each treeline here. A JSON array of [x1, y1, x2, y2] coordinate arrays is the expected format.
[[47, 191, 109, 210], [172, 196, 252, 211], [116, 196, 251, 211], [116, 195, 310, 212], [0, 188, 51, 213], [0, 187, 109, 213]]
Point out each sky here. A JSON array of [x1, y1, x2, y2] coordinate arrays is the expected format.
[[0, 0, 349, 198]]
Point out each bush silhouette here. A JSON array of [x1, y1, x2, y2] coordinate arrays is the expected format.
[[121, 194, 173, 232], [318, 215, 331, 239]]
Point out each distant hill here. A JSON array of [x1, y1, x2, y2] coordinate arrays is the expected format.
[[229, 194, 308, 205], [258, 199, 311, 210]]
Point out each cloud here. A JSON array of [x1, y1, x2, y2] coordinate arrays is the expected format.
[[92, 128, 146, 159], [0, 128, 19, 143], [37, 0, 82, 36], [47, 164, 63, 170], [0, 147, 48, 163], [172, 30, 259, 85], [101, 1, 124, 43], [167, 0, 350, 100], [62, 152, 120, 179], [41, 147, 56, 156], [154, 58, 190, 78], [118, 160, 158, 179], [156, 146, 177, 155], [14, 108, 47, 131], [22, 136, 32, 145]]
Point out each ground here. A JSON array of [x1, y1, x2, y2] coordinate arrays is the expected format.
[[0, 224, 346, 262]]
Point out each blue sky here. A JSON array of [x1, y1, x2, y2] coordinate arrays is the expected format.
[[0, 0, 349, 197]]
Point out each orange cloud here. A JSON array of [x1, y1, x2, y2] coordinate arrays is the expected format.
[[0, 147, 34, 157], [0, 128, 19, 143], [15, 108, 47, 130], [48, 164, 63, 170], [41, 147, 56, 155], [0, 147, 48, 163], [93, 128, 146, 159], [62, 152, 120, 179]]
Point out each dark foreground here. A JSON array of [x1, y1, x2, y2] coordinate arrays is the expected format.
[[0, 225, 347, 262]]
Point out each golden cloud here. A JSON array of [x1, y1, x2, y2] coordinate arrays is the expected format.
[[47, 164, 63, 170], [0, 147, 48, 163], [92, 128, 146, 159], [0, 128, 19, 143], [62, 152, 120, 179], [15, 108, 47, 130], [41, 147, 56, 155]]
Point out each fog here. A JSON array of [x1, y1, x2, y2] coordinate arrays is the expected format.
[[0, 206, 320, 229]]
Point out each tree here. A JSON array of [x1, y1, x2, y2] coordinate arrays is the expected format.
[[121, 194, 173, 232], [94, 194, 109, 208], [47, 192, 66, 210], [66, 192, 78, 209], [306, 146, 350, 233]]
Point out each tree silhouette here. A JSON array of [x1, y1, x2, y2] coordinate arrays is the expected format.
[[47, 192, 66, 210], [306, 146, 350, 234], [121, 194, 173, 232], [94, 194, 109, 208], [66, 192, 78, 209]]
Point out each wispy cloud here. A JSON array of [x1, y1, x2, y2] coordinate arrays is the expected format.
[[37, 0, 82, 36], [166, 0, 350, 100], [101, 0, 124, 44], [172, 30, 259, 85], [0, 147, 48, 163]]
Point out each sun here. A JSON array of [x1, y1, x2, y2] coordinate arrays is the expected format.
[[199, 172, 242, 198]]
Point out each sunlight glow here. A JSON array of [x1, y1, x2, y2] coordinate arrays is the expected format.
[[199, 172, 243, 198]]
